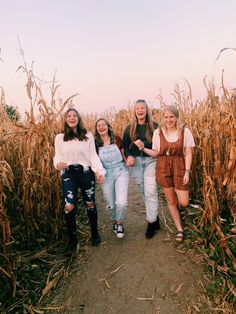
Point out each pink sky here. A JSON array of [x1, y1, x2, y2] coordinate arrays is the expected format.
[[1, 0, 236, 116]]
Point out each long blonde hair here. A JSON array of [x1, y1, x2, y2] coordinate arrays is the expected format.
[[129, 99, 155, 143]]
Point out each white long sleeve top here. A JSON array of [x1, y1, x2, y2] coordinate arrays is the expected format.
[[53, 132, 106, 176]]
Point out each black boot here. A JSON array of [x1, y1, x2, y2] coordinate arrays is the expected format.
[[154, 216, 161, 230], [87, 208, 101, 246], [64, 212, 78, 255], [145, 222, 156, 239], [91, 230, 101, 246], [65, 211, 77, 235], [64, 233, 78, 256]]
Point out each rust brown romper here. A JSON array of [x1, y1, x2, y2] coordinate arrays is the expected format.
[[156, 127, 188, 191]]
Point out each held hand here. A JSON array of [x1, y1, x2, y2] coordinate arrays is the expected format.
[[183, 173, 190, 185], [56, 162, 68, 170], [96, 174, 105, 184], [134, 139, 145, 151], [126, 156, 135, 167]]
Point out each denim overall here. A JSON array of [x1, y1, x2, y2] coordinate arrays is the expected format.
[[99, 144, 129, 222]]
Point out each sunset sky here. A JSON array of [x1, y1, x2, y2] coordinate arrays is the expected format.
[[1, 0, 236, 115]]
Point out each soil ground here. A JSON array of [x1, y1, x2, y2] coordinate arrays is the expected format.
[[47, 180, 211, 314]]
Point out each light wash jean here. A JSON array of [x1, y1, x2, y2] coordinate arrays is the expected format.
[[99, 144, 129, 222], [129, 156, 158, 222]]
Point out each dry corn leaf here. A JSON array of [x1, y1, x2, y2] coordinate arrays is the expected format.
[[174, 283, 184, 295], [227, 280, 236, 297], [110, 264, 126, 274], [41, 267, 64, 296]]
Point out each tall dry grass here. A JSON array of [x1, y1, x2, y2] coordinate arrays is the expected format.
[[0, 70, 235, 311], [175, 80, 236, 310]]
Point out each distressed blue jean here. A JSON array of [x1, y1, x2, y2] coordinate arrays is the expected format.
[[129, 156, 158, 222], [101, 165, 129, 222], [61, 165, 96, 213], [61, 165, 98, 237]]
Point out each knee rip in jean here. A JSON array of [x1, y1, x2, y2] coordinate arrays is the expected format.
[[64, 203, 74, 213], [66, 190, 74, 200], [85, 187, 95, 198]]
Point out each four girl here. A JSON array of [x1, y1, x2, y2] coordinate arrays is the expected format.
[[54, 102, 195, 254]]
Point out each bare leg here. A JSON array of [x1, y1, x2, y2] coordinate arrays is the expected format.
[[162, 187, 183, 232], [175, 189, 189, 221], [175, 189, 189, 207]]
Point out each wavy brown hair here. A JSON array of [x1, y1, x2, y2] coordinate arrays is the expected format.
[[94, 118, 116, 148], [129, 99, 155, 143], [63, 108, 88, 141]]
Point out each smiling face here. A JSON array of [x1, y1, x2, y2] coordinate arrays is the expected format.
[[66, 110, 79, 131], [163, 110, 178, 130], [96, 119, 109, 137], [134, 102, 147, 124]]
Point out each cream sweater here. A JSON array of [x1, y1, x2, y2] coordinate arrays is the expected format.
[[53, 132, 106, 176]]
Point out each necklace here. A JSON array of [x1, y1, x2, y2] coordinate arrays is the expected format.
[[166, 145, 170, 156]]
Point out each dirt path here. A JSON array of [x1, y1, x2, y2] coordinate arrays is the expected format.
[[50, 180, 210, 314]]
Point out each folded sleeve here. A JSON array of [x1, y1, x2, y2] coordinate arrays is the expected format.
[[152, 129, 160, 152], [184, 128, 195, 147]]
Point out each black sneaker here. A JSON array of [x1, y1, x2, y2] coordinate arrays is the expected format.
[[91, 231, 101, 246], [116, 224, 125, 238], [145, 222, 156, 239], [113, 223, 117, 234]]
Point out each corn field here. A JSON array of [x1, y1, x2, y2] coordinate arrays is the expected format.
[[0, 75, 235, 312]]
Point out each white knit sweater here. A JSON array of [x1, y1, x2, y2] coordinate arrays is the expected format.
[[53, 132, 106, 176]]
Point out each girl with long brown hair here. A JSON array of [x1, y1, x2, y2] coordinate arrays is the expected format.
[[53, 108, 105, 255]]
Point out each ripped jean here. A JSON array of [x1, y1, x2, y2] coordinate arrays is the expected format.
[[129, 156, 158, 223], [61, 165, 96, 214]]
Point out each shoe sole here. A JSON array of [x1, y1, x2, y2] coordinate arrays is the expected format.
[[145, 234, 155, 239], [116, 233, 125, 239], [92, 243, 100, 246]]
